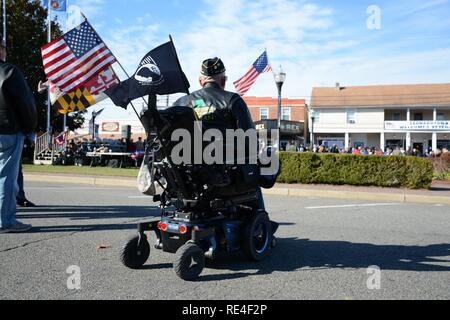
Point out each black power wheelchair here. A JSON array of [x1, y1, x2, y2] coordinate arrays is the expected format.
[[120, 99, 279, 281]]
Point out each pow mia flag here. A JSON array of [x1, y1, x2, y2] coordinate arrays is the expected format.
[[105, 40, 190, 109]]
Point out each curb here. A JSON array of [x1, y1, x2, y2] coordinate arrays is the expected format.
[[24, 173, 136, 188], [263, 188, 450, 205], [24, 173, 450, 206]]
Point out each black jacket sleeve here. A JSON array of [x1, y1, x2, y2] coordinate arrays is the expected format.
[[4, 65, 37, 133], [230, 94, 255, 131]]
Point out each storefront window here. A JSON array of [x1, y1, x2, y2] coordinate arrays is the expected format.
[[386, 140, 405, 149], [353, 141, 364, 148], [438, 140, 450, 149]]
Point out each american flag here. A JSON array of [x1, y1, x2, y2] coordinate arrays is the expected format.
[[234, 51, 272, 96], [55, 131, 68, 146], [41, 21, 116, 93]]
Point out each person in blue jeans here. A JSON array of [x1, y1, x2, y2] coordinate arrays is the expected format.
[[17, 162, 36, 208], [16, 133, 37, 207], [0, 36, 37, 233]]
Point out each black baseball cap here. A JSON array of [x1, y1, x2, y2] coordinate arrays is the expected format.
[[201, 57, 226, 76]]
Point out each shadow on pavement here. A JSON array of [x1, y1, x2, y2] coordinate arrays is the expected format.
[[430, 185, 450, 192], [15, 205, 159, 233], [14, 206, 450, 280], [196, 238, 450, 282], [17, 205, 159, 220]]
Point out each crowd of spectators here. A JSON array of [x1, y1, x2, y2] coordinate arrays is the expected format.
[[283, 141, 449, 158], [57, 137, 147, 167]]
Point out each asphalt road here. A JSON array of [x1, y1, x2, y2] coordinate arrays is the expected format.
[[1, 182, 449, 300]]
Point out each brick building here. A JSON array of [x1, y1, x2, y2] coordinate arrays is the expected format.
[[243, 96, 308, 149]]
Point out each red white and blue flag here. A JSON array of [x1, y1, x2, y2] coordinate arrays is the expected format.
[[41, 21, 116, 94], [55, 131, 68, 146], [234, 51, 272, 96]]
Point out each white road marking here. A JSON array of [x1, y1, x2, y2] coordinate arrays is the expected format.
[[305, 203, 402, 210], [27, 187, 115, 190], [128, 196, 152, 199]]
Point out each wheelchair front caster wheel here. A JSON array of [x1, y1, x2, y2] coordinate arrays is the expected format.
[[173, 242, 205, 281], [121, 234, 150, 269]]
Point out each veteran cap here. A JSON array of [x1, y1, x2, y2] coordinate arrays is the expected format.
[[201, 57, 226, 76]]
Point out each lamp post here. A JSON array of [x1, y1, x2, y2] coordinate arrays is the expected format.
[[91, 111, 98, 141], [274, 65, 286, 131], [274, 65, 286, 151]]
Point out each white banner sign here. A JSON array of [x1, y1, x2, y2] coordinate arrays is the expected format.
[[385, 121, 450, 131]]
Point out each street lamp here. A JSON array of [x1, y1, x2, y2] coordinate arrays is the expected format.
[[274, 65, 287, 131], [90, 108, 104, 140], [91, 111, 98, 141], [310, 110, 315, 147]]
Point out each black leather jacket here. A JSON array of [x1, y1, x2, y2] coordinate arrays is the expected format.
[[0, 60, 37, 134], [173, 83, 260, 186], [173, 83, 255, 132]]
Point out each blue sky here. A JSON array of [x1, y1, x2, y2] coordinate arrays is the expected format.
[[52, 0, 450, 120]]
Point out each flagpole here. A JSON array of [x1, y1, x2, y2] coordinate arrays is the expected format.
[[169, 34, 190, 95], [2, 0, 6, 43], [63, 0, 69, 134], [265, 48, 275, 76], [47, 3, 52, 134], [80, 12, 143, 121]]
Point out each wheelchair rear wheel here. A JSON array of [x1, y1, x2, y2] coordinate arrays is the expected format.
[[243, 211, 272, 261]]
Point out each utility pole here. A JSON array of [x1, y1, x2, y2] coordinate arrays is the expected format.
[[47, 4, 52, 134], [2, 0, 6, 43]]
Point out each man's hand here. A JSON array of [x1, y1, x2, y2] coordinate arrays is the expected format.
[[38, 80, 49, 94]]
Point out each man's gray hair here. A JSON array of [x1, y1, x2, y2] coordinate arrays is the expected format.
[[200, 72, 227, 85]]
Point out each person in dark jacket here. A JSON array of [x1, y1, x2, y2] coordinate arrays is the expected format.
[[173, 57, 266, 210], [0, 36, 37, 233]]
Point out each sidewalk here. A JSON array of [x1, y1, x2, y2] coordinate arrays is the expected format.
[[23, 172, 450, 205]]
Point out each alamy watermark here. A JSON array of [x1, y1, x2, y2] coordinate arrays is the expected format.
[[366, 265, 381, 290], [66, 265, 81, 290], [170, 124, 280, 176], [367, 5, 382, 30]]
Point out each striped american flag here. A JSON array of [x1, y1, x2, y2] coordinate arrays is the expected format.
[[41, 21, 116, 93], [234, 51, 272, 96]]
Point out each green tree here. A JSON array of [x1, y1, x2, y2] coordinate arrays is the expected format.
[[1, 0, 85, 134]]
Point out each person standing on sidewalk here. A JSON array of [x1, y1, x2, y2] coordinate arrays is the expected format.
[[0, 36, 37, 233], [16, 162, 36, 208]]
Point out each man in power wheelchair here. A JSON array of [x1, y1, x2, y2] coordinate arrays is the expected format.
[[121, 58, 280, 281]]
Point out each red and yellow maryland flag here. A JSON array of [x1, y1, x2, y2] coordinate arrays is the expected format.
[[51, 66, 119, 114]]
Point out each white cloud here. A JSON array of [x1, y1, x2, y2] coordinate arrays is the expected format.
[[74, 0, 106, 18], [175, 0, 343, 94], [174, 0, 450, 101], [84, 0, 450, 121], [403, 0, 449, 15], [106, 23, 161, 75]]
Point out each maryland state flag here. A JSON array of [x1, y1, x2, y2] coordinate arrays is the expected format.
[[52, 67, 119, 114]]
